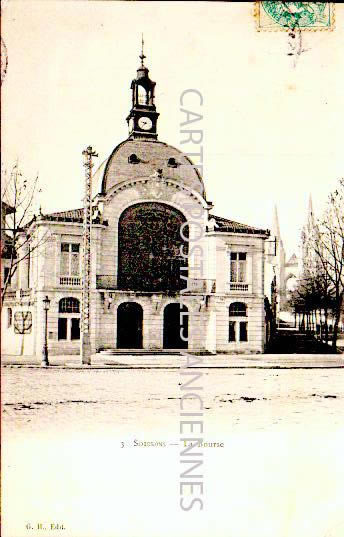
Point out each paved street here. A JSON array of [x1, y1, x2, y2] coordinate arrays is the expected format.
[[2, 362, 344, 537], [2, 363, 344, 437]]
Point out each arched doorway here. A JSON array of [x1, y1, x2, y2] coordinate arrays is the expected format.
[[163, 303, 188, 349], [117, 302, 143, 349]]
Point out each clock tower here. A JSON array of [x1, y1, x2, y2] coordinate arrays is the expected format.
[[126, 39, 159, 140]]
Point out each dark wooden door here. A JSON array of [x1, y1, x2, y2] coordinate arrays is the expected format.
[[117, 302, 143, 349], [163, 303, 188, 349]]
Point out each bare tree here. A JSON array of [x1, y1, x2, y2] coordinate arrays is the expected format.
[[1, 162, 48, 305], [288, 267, 334, 342], [312, 179, 344, 351]]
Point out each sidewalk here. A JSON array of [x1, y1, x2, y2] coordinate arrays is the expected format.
[[2, 353, 344, 369]]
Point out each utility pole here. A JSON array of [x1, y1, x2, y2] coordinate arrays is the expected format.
[[81, 146, 98, 365]]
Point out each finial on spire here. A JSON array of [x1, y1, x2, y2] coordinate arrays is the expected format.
[[139, 33, 146, 66]]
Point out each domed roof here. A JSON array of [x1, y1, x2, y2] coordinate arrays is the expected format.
[[97, 139, 206, 198]]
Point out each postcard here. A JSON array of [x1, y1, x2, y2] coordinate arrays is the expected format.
[[1, 2, 344, 537]]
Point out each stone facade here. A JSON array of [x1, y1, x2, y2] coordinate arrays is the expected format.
[[2, 57, 270, 356]]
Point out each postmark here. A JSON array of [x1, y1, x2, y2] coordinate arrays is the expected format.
[[256, 1, 335, 32]]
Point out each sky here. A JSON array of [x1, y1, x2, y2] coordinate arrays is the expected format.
[[2, 1, 344, 258]]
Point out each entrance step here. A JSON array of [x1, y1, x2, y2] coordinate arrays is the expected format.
[[99, 349, 181, 355], [98, 349, 216, 356]]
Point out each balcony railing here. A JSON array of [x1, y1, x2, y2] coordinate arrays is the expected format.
[[229, 283, 249, 292], [19, 289, 32, 298], [2, 289, 32, 301], [60, 277, 81, 286], [3, 289, 16, 300]]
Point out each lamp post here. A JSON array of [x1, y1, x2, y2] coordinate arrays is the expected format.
[[41, 295, 50, 367]]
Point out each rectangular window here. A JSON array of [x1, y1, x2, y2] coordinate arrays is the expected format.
[[58, 318, 68, 340], [7, 307, 12, 328], [60, 243, 80, 277], [230, 252, 247, 283], [228, 321, 236, 342], [239, 321, 248, 342]]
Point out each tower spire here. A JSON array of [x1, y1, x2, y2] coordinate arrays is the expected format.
[[272, 204, 281, 239], [139, 33, 146, 67], [306, 194, 314, 232]]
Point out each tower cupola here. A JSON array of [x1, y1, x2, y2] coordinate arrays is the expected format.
[[126, 37, 159, 140]]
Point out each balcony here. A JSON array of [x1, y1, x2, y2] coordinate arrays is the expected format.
[[2, 289, 32, 302], [19, 289, 32, 298], [59, 277, 81, 286], [96, 275, 216, 294], [228, 282, 250, 292], [3, 289, 17, 300]]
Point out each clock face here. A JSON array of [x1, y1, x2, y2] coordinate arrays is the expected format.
[[128, 118, 134, 132], [138, 116, 152, 131]]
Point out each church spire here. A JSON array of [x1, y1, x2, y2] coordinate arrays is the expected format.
[[304, 194, 315, 233], [272, 205, 281, 239]]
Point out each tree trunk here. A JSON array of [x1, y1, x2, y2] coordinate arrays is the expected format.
[[319, 309, 323, 341], [332, 294, 343, 352], [324, 307, 329, 344]]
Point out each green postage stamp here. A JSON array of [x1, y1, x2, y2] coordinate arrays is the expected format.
[[256, 1, 335, 31]]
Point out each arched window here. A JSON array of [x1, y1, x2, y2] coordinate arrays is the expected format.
[[229, 302, 247, 317], [137, 85, 147, 105], [59, 297, 80, 313], [118, 202, 188, 292]]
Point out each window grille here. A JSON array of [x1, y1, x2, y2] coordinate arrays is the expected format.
[[59, 297, 80, 313], [229, 302, 247, 317]]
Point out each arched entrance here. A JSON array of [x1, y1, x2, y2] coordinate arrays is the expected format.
[[117, 302, 143, 349], [163, 303, 188, 349]]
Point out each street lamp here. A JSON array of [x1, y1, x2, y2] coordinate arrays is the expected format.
[[41, 295, 50, 367]]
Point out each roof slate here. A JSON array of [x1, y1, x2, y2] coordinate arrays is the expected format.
[[41, 209, 268, 236], [210, 215, 269, 235], [43, 208, 84, 223]]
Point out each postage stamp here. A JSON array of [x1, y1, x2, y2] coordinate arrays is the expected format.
[[256, 1, 335, 32]]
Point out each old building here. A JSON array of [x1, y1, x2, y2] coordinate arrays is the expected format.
[[2, 54, 271, 356]]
